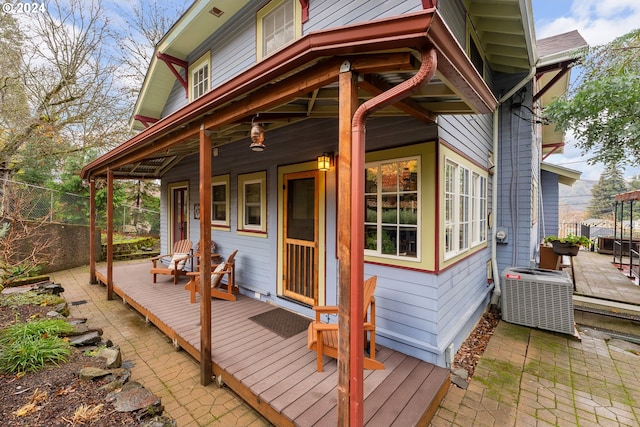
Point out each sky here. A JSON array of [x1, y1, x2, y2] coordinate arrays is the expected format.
[[532, 0, 640, 181]]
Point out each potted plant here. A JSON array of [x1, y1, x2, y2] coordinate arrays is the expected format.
[[543, 234, 591, 256]]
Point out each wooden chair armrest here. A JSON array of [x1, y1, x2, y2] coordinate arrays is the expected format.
[[150, 254, 170, 261], [186, 272, 199, 277], [312, 322, 337, 331]]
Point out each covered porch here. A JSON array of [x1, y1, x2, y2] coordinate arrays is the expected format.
[[80, 8, 504, 424], [94, 261, 450, 427]]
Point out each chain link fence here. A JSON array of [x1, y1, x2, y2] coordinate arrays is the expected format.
[[0, 178, 159, 236]]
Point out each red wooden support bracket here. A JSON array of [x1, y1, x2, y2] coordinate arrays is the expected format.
[[299, 0, 309, 23], [157, 52, 189, 96], [134, 115, 159, 128]]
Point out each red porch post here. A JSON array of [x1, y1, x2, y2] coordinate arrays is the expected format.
[[199, 124, 213, 385], [89, 178, 97, 284], [106, 169, 114, 300], [337, 61, 361, 426]]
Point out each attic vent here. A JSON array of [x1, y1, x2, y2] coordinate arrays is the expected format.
[[209, 7, 223, 17]]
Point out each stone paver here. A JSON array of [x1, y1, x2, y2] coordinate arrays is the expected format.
[[430, 320, 640, 426], [51, 265, 271, 427]]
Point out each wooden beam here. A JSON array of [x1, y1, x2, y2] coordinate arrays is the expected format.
[[91, 53, 416, 176], [337, 62, 359, 426], [106, 170, 114, 300], [199, 125, 213, 386], [360, 74, 437, 123], [89, 179, 97, 284]]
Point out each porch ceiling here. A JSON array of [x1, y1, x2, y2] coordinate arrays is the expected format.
[[82, 10, 501, 180]]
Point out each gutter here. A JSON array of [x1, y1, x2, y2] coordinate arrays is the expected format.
[[81, 9, 496, 179], [490, 66, 537, 307], [348, 47, 437, 426]]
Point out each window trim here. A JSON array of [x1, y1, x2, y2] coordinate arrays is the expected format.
[[256, 0, 302, 60], [211, 175, 230, 230], [364, 155, 421, 262], [443, 155, 488, 260], [189, 51, 210, 101], [237, 171, 267, 236]]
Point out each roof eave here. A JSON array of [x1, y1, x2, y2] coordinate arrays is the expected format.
[[82, 9, 497, 179]]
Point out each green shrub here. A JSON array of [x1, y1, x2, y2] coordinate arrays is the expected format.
[[0, 319, 73, 373]]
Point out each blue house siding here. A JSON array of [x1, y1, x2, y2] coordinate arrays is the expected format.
[[540, 170, 559, 237], [495, 75, 538, 273]]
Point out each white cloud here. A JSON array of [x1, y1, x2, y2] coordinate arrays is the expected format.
[[537, 0, 640, 45]]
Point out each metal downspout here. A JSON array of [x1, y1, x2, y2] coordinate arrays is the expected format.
[[349, 47, 437, 426], [490, 66, 536, 306]]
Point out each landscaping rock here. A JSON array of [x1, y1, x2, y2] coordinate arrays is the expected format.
[[46, 310, 64, 318], [68, 330, 102, 346], [79, 366, 112, 381], [107, 381, 163, 413], [99, 346, 122, 368], [52, 301, 70, 316], [36, 282, 65, 295]]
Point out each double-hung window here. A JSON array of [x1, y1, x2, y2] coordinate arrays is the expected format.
[[211, 175, 229, 228], [190, 52, 210, 101], [444, 158, 487, 258], [257, 0, 301, 59], [365, 157, 420, 259], [237, 171, 267, 234]]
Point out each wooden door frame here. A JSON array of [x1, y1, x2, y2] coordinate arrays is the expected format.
[[277, 162, 327, 306], [167, 181, 190, 250]]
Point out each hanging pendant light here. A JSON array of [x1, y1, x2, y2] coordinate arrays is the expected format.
[[249, 116, 265, 152]]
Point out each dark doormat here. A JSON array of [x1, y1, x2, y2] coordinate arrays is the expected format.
[[249, 308, 312, 339]]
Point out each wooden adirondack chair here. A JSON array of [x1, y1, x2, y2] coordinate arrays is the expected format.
[[185, 249, 238, 302], [150, 239, 193, 284], [307, 275, 384, 372]]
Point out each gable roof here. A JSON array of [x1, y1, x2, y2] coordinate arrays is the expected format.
[[541, 162, 582, 186], [536, 30, 588, 158], [132, 0, 252, 130]]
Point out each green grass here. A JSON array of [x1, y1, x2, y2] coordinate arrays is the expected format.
[[0, 319, 73, 373]]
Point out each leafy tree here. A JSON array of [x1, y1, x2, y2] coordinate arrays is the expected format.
[[587, 164, 627, 219], [544, 29, 640, 167], [0, 0, 132, 180]]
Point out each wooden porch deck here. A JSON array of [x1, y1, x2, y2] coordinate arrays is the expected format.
[[95, 262, 450, 427]]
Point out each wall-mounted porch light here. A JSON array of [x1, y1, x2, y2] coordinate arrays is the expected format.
[[250, 117, 265, 152], [317, 152, 332, 171]]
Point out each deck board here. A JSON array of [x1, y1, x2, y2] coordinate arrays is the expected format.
[[98, 262, 450, 426]]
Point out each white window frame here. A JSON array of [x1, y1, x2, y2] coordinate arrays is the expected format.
[[189, 51, 210, 101], [256, 0, 302, 60], [444, 158, 487, 259], [471, 172, 487, 245], [237, 171, 267, 234], [364, 156, 420, 261], [211, 175, 230, 229]]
